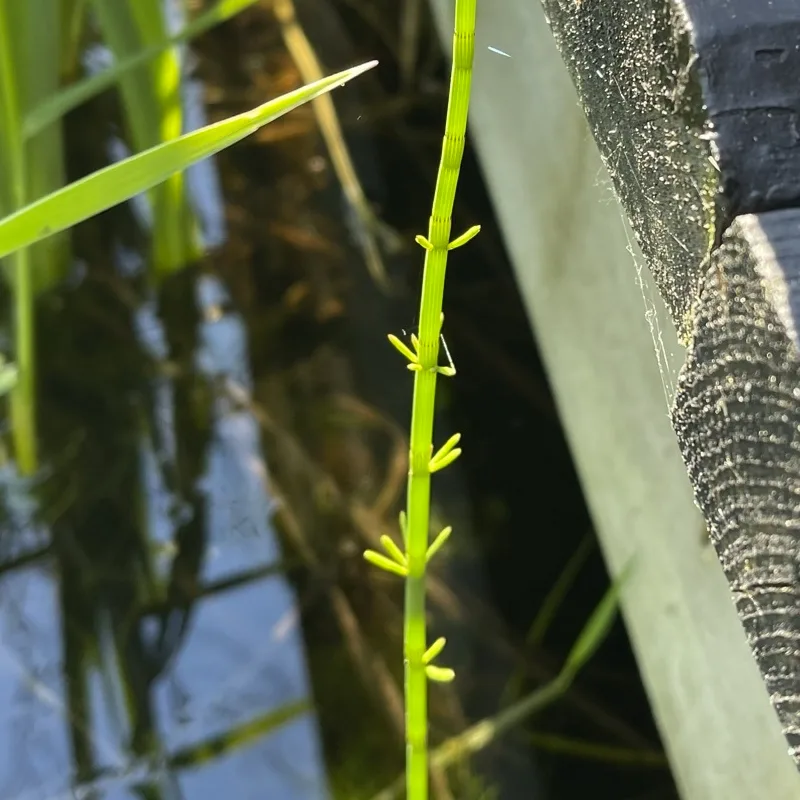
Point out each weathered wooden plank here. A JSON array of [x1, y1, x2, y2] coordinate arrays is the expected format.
[[672, 209, 800, 761]]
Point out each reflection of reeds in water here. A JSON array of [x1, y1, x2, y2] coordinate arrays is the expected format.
[[1, 261, 310, 797], [38, 267, 203, 791], [0, 1, 378, 796]]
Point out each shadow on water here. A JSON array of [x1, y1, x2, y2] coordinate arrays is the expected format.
[[0, 2, 676, 799]]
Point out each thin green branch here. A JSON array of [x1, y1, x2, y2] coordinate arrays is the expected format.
[[402, 2, 477, 793]]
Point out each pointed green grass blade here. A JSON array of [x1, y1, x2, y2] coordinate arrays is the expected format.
[[563, 560, 633, 678], [0, 61, 378, 260], [24, 0, 261, 138]]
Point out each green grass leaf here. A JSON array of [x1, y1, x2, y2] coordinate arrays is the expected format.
[[563, 559, 633, 678], [0, 61, 378, 260]]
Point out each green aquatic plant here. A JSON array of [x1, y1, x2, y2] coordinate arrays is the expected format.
[[363, 0, 479, 797]]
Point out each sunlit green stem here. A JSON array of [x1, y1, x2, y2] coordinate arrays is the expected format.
[[403, 1, 477, 797], [0, 0, 36, 474]]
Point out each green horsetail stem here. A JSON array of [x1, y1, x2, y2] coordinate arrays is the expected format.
[[364, 1, 478, 797]]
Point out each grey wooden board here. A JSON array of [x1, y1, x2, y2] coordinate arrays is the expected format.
[[428, 1, 800, 797]]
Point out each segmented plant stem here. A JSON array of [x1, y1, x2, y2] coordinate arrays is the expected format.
[[404, 2, 476, 797]]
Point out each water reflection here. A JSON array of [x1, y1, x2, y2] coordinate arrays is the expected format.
[[0, 272, 329, 800]]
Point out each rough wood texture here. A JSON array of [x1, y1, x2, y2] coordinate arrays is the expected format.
[[673, 210, 800, 760], [428, 0, 800, 797]]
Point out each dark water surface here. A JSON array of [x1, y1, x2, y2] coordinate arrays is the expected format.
[[0, 3, 675, 799]]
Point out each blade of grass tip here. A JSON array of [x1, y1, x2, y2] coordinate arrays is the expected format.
[[563, 559, 633, 680], [0, 62, 378, 260], [526, 534, 594, 648], [24, 0, 261, 138]]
